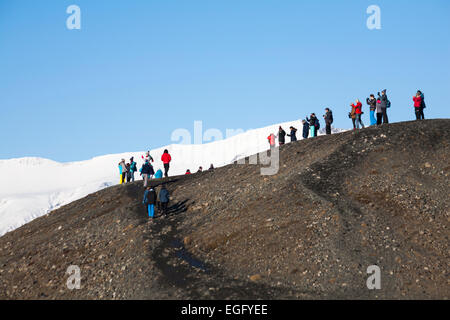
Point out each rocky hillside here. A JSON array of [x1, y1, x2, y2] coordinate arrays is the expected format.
[[0, 119, 449, 299]]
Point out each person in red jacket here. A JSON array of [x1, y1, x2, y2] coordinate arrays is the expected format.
[[351, 99, 365, 129], [413, 91, 425, 120], [267, 133, 276, 147], [161, 149, 172, 178]]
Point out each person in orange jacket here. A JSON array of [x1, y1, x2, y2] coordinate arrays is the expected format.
[[161, 149, 172, 178]]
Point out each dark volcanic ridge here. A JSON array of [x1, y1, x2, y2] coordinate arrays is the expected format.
[[1, 119, 449, 299]]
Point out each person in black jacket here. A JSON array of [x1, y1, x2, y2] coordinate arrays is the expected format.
[[366, 94, 377, 126], [143, 187, 157, 219], [323, 108, 333, 135], [378, 90, 389, 124], [277, 126, 286, 145], [302, 120, 309, 139], [141, 160, 152, 187], [287, 126, 297, 142]]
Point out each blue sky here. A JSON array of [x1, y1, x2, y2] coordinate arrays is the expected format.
[[1, 0, 449, 162]]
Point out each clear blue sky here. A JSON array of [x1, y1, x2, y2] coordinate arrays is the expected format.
[[1, 0, 449, 162]]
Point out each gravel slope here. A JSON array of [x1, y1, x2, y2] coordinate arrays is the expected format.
[[0, 119, 449, 299]]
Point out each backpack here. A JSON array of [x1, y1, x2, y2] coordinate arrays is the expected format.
[[130, 162, 136, 172], [386, 99, 391, 108], [315, 119, 320, 129]]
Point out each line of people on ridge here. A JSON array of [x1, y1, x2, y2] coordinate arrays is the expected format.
[[118, 149, 172, 185], [267, 89, 427, 146]]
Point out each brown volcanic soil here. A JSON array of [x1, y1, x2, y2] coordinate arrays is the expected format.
[[0, 119, 449, 299]]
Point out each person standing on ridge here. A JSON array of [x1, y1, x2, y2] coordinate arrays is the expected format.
[[119, 159, 128, 184], [143, 187, 157, 219], [378, 90, 389, 124], [306, 114, 319, 137], [118, 161, 123, 184], [161, 149, 172, 178], [302, 120, 309, 139], [351, 99, 365, 129], [129, 157, 137, 182], [277, 127, 286, 146], [267, 133, 276, 147], [209, 164, 214, 171], [349, 103, 357, 130], [413, 90, 425, 120], [287, 126, 297, 142], [158, 184, 170, 215], [126, 163, 132, 183], [185, 169, 191, 175], [366, 94, 377, 126], [197, 166, 203, 173], [323, 108, 333, 135]]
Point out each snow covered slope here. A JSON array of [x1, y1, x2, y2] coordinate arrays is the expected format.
[[0, 120, 347, 236]]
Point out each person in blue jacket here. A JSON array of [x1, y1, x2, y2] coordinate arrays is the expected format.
[[287, 126, 297, 142], [158, 184, 170, 215], [143, 187, 157, 219], [154, 169, 163, 179], [129, 157, 137, 182]]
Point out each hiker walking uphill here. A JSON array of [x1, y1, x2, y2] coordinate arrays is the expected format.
[[413, 90, 426, 120], [158, 184, 170, 215], [302, 120, 309, 139], [287, 126, 297, 142], [366, 94, 377, 126], [161, 149, 172, 178], [323, 108, 333, 135], [277, 127, 286, 146], [129, 157, 137, 182], [140, 159, 154, 187], [378, 90, 390, 124], [351, 99, 365, 129], [119, 159, 128, 184], [142, 187, 157, 219]]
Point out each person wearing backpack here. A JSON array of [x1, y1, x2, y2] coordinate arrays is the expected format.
[[306, 114, 319, 137], [143, 187, 157, 219], [287, 126, 297, 142], [378, 90, 389, 124], [414, 90, 426, 120], [161, 149, 172, 178], [366, 94, 377, 126], [302, 120, 309, 139], [351, 99, 365, 129], [140, 159, 152, 187], [158, 184, 170, 215], [129, 157, 137, 182], [323, 108, 333, 135]]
